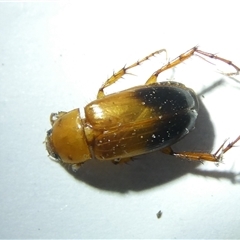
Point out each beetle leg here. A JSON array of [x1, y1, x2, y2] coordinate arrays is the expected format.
[[71, 163, 83, 172], [195, 49, 240, 77], [58, 162, 83, 172], [112, 157, 132, 164], [50, 111, 67, 126], [161, 135, 240, 163], [145, 46, 240, 84], [97, 49, 167, 99]]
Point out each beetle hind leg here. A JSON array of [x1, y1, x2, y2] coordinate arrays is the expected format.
[[145, 46, 240, 85], [112, 157, 132, 165], [161, 135, 240, 163], [97, 49, 167, 99], [145, 46, 198, 85]]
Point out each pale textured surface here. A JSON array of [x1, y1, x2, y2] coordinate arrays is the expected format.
[[0, 1, 240, 238]]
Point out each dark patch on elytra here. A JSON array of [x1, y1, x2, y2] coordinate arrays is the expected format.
[[134, 82, 199, 150]]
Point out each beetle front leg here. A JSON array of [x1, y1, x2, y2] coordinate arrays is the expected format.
[[50, 111, 67, 126], [161, 135, 240, 163], [97, 49, 167, 99]]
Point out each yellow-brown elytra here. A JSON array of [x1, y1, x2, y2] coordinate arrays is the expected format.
[[45, 46, 240, 171]]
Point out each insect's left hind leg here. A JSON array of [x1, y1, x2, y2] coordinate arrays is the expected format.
[[97, 49, 167, 99], [145, 46, 240, 85], [196, 49, 240, 76], [145, 47, 197, 84], [161, 135, 240, 163]]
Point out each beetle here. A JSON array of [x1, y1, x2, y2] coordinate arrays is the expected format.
[[45, 46, 240, 171]]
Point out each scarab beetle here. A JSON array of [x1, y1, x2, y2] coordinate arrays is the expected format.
[[45, 46, 240, 171]]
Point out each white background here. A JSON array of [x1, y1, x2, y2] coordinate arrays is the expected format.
[[1, 1, 240, 239]]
